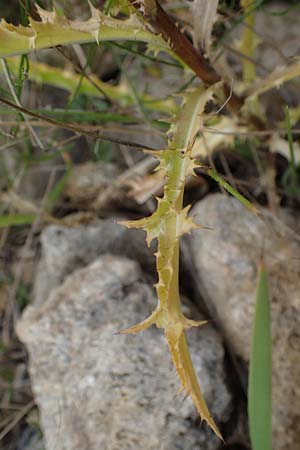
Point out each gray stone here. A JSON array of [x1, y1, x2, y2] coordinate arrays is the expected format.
[[34, 222, 156, 305], [255, 2, 300, 72], [18, 255, 233, 450], [225, 1, 300, 74], [190, 194, 300, 450]]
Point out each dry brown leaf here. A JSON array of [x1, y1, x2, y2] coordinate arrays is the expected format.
[[191, 0, 219, 55], [269, 134, 300, 165], [125, 171, 165, 204]]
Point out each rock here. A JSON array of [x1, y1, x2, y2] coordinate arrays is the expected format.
[[190, 193, 300, 450], [64, 161, 120, 206], [18, 255, 233, 450], [226, 1, 300, 74], [33, 222, 156, 305], [255, 2, 300, 72]]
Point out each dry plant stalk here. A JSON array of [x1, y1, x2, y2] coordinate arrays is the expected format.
[[0, 1, 239, 440], [120, 85, 222, 438]]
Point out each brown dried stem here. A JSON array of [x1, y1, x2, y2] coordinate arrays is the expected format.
[[130, 1, 245, 113]]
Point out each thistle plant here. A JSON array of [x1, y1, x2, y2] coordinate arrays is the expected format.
[[120, 84, 222, 438], [0, 2, 224, 437]]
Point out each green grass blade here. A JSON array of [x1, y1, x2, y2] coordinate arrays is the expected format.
[[0, 107, 139, 124], [45, 163, 72, 212], [206, 168, 259, 214], [3, 57, 176, 114], [0, 213, 35, 228], [248, 259, 272, 450]]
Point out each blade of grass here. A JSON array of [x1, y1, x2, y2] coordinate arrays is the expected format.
[[15, 55, 29, 99], [205, 167, 259, 213], [216, 0, 264, 46], [66, 58, 90, 109], [1, 58, 44, 149], [45, 162, 72, 212], [108, 41, 182, 68], [248, 258, 272, 450], [109, 46, 158, 130], [0, 108, 142, 124], [0, 95, 160, 151], [0, 213, 36, 228], [3, 57, 176, 114]]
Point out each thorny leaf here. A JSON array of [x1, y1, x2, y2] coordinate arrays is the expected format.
[[120, 85, 223, 439], [247, 60, 300, 98], [0, 3, 168, 58]]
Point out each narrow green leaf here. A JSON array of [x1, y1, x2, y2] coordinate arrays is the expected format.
[[206, 168, 259, 214], [248, 259, 272, 450], [2, 57, 176, 114], [16, 54, 29, 99], [0, 213, 36, 228], [45, 163, 72, 212], [0, 108, 139, 124]]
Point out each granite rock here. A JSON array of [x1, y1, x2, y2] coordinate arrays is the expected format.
[[33, 222, 156, 305], [18, 255, 233, 450], [190, 194, 300, 450]]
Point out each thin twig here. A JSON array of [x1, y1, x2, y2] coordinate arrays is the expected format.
[[1, 59, 44, 149], [203, 126, 300, 137], [55, 47, 114, 105], [0, 400, 35, 441], [0, 96, 160, 151]]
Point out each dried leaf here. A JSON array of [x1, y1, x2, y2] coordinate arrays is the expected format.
[[125, 171, 165, 204], [192, 116, 246, 159], [191, 0, 219, 55], [247, 61, 300, 98], [269, 134, 300, 165]]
